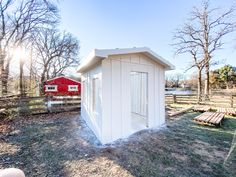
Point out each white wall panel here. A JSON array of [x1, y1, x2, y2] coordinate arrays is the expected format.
[[80, 65, 102, 141], [154, 65, 160, 126], [159, 67, 165, 125], [111, 60, 122, 141], [130, 54, 140, 64], [121, 61, 131, 137], [101, 59, 112, 143]]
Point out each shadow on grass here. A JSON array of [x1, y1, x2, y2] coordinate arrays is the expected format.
[[0, 112, 236, 177], [0, 113, 102, 176]]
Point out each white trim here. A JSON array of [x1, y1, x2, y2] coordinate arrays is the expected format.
[[45, 85, 58, 92], [46, 76, 80, 84], [68, 85, 79, 91], [77, 47, 175, 73]]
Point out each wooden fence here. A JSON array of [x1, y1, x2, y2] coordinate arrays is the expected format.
[[0, 95, 81, 116], [165, 94, 236, 108], [2, 93, 235, 117]]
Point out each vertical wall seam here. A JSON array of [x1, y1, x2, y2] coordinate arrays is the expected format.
[[110, 59, 113, 140], [120, 60, 123, 137]]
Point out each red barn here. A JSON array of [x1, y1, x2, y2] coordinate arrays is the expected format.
[[43, 76, 81, 96]]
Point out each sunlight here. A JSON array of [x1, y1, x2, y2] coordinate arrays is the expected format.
[[64, 157, 133, 176], [12, 46, 27, 62], [0, 142, 20, 155]]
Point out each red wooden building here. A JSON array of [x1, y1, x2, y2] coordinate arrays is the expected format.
[[43, 76, 81, 96]]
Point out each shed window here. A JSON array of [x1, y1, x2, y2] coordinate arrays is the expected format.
[[82, 81, 87, 106], [92, 78, 100, 112], [68, 85, 78, 91], [45, 85, 57, 92]]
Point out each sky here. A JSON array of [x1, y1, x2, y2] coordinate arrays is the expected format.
[[58, 0, 236, 76]]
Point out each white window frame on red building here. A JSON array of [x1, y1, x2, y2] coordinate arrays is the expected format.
[[45, 85, 58, 92], [68, 85, 78, 91]]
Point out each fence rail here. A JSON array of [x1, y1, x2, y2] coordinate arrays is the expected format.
[[1, 93, 235, 117], [0, 95, 81, 116], [165, 94, 236, 108]]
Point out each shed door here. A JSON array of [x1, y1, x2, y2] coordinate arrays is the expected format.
[[131, 72, 148, 117], [130, 70, 149, 130]]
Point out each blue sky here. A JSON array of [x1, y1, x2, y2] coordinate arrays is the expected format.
[[59, 0, 236, 75]]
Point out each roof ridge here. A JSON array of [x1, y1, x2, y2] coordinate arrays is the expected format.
[[78, 47, 175, 72], [46, 76, 80, 83]]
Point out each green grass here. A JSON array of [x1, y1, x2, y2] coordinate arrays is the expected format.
[[0, 112, 236, 177]]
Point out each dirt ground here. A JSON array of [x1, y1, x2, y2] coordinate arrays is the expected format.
[[0, 111, 236, 177]]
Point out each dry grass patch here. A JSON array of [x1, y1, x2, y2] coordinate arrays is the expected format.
[[0, 111, 236, 177]]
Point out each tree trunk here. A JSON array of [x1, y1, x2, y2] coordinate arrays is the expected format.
[[204, 62, 210, 100], [19, 58, 24, 96], [198, 69, 202, 103], [29, 47, 33, 96], [0, 68, 3, 97], [2, 70, 8, 96], [1, 58, 10, 96], [0, 49, 5, 96], [226, 82, 229, 90], [40, 72, 46, 95]]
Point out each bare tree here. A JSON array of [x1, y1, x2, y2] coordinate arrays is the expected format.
[[32, 28, 79, 91], [189, 49, 206, 102], [0, 0, 58, 96], [165, 73, 184, 88], [172, 34, 206, 102], [195, 1, 235, 99], [173, 0, 235, 100]]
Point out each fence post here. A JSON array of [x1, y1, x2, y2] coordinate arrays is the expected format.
[[173, 94, 177, 104], [46, 96, 52, 113], [230, 95, 234, 108], [45, 96, 48, 113], [64, 96, 67, 109]]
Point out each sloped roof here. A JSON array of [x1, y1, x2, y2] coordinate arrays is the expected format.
[[77, 47, 175, 73], [45, 76, 80, 83]]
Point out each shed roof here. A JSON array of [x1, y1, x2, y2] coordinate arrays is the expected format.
[[77, 47, 175, 73]]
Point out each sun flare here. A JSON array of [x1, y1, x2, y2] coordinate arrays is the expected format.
[[12, 46, 27, 62]]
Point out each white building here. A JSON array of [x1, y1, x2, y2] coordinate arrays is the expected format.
[[78, 47, 174, 144]]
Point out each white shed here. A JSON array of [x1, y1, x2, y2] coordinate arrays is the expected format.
[[78, 47, 174, 144]]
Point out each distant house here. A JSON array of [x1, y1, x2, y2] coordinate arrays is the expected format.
[[43, 76, 81, 96], [78, 47, 174, 144]]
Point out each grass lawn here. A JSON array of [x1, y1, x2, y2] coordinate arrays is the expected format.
[[0, 111, 236, 177]]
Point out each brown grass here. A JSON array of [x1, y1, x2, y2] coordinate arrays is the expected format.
[[0, 111, 236, 177]]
